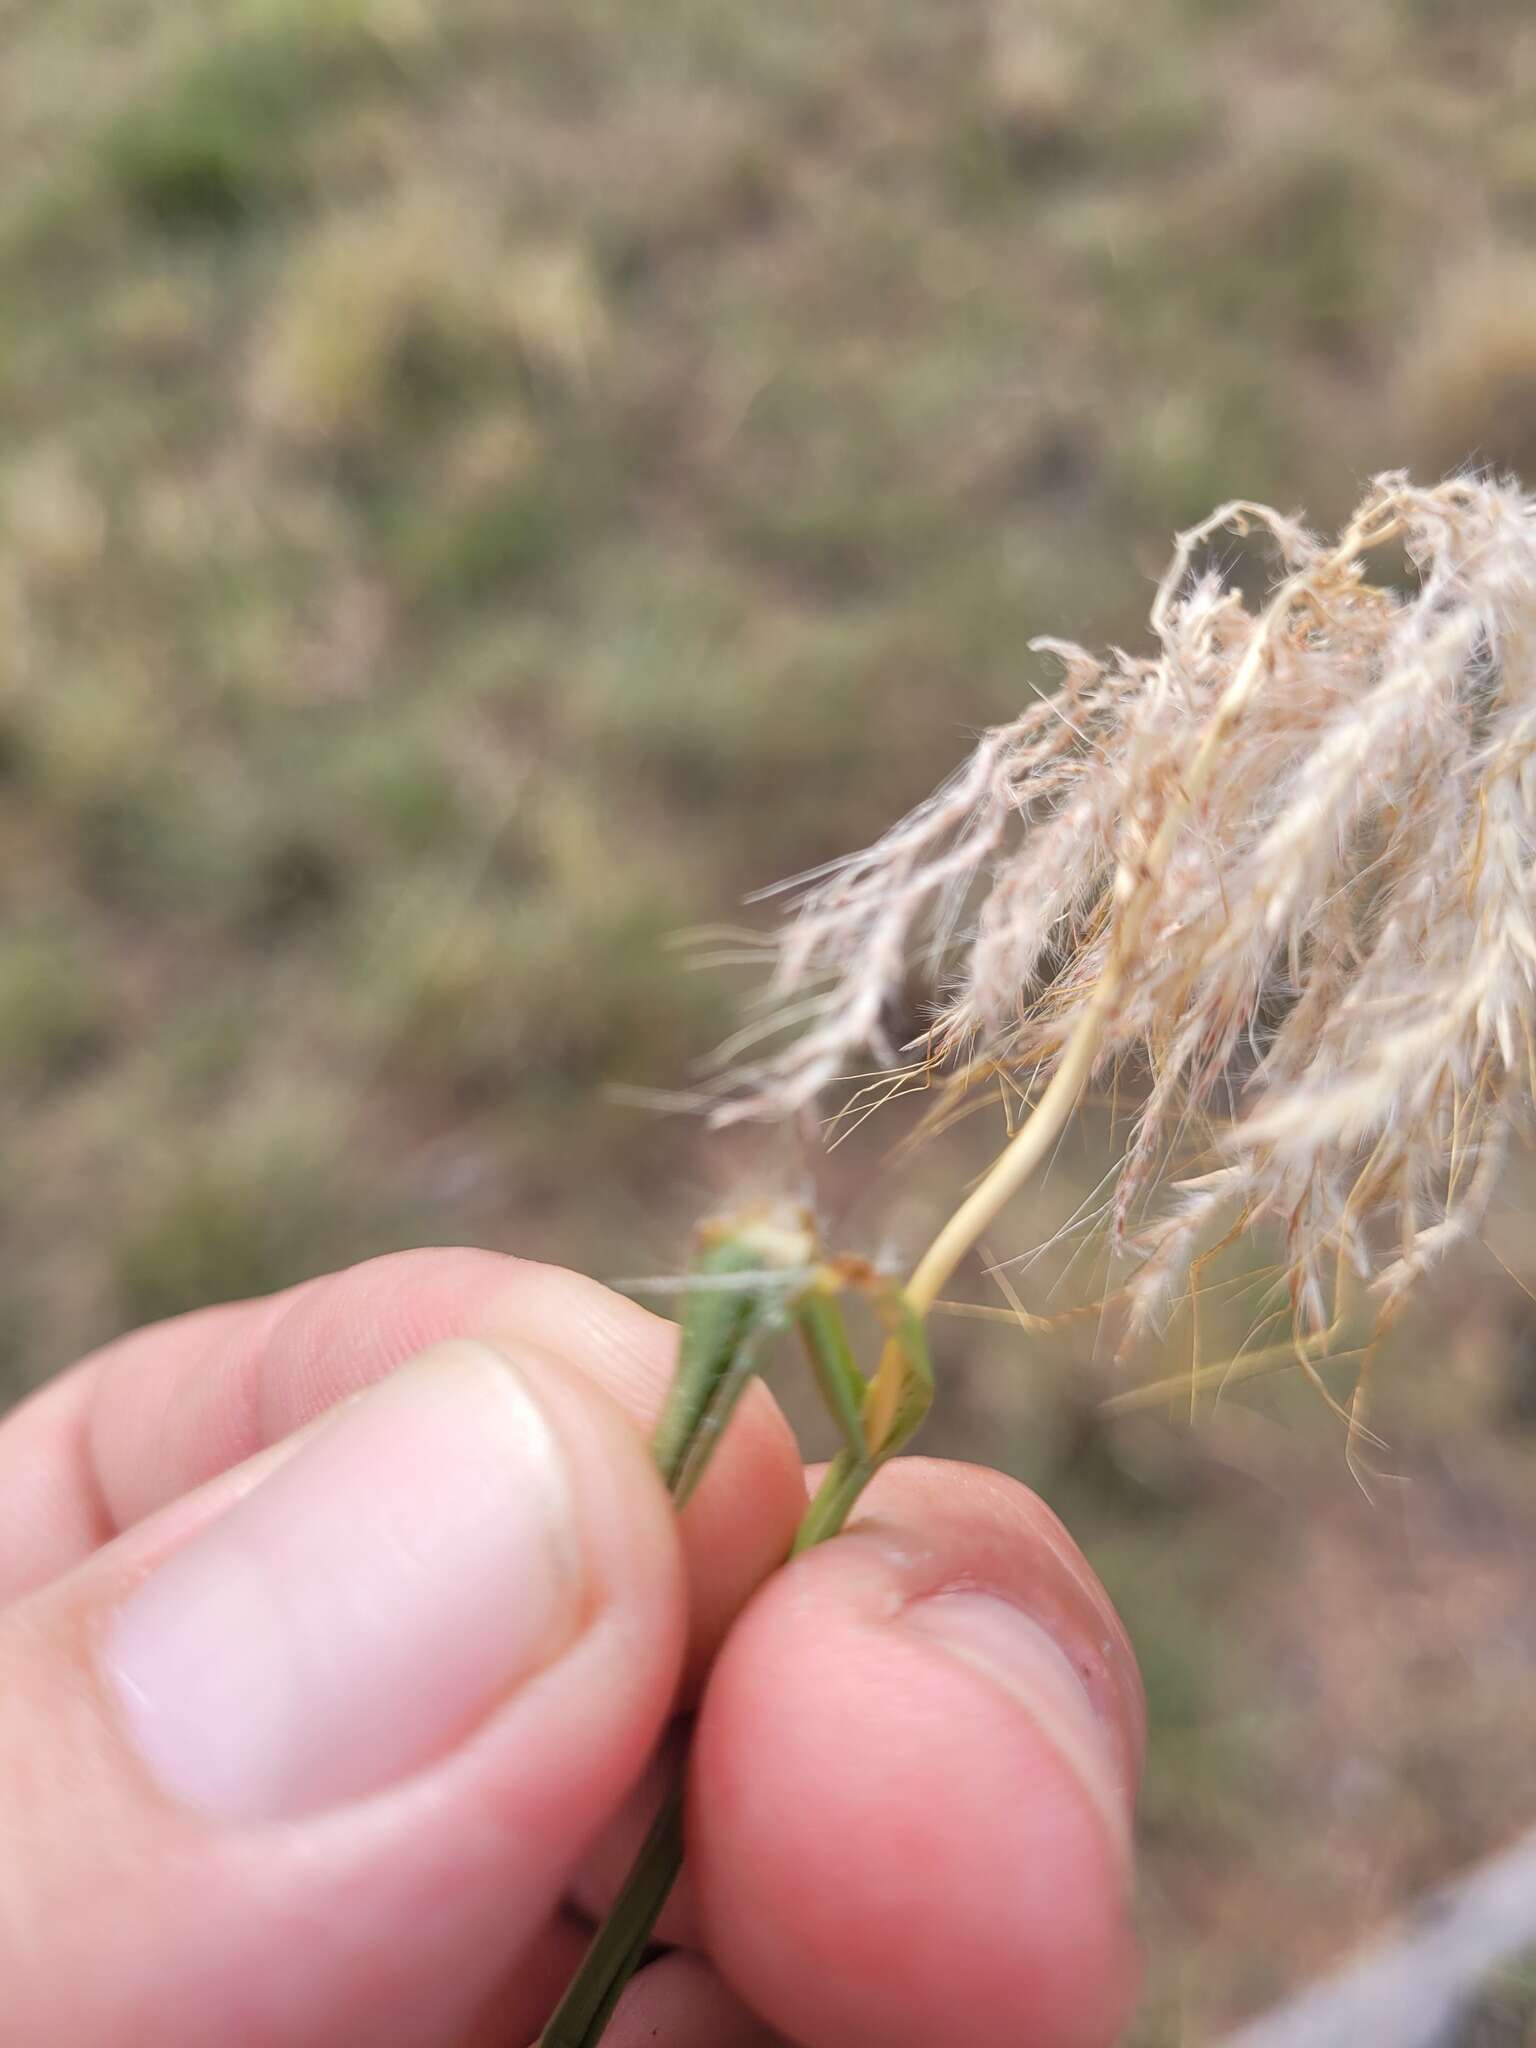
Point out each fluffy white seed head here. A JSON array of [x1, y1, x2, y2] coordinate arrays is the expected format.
[[718, 475, 1536, 1333]]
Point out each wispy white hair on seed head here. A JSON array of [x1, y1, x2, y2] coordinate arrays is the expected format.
[[717, 474, 1536, 1332]]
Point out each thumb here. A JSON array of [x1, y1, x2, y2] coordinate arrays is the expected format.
[[0, 1337, 686, 2046]]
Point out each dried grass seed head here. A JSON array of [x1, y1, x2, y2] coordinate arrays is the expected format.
[[720, 474, 1536, 1333]]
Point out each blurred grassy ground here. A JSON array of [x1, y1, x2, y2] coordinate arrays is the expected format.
[[4, 0, 1536, 2037]]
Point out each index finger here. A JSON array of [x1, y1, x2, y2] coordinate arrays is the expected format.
[[691, 1457, 1145, 2048]]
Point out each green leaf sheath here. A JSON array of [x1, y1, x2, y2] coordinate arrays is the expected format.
[[875, 1292, 935, 1455], [795, 1288, 868, 1452], [793, 1290, 933, 1555], [668, 1313, 779, 1508], [650, 1235, 778, 1494]]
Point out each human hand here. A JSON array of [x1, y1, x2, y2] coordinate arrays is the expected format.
[[0, 1249, 1143, 2046]]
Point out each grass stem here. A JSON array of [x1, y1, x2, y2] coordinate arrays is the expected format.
[[538, 1255, 927, 2045]]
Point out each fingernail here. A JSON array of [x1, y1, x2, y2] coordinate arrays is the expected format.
[[104, 1339, 581, 1822], [902, 1591, 1133, 1855]]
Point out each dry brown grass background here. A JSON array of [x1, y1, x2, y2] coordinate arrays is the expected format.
[[4, 0, 1536, 2036]]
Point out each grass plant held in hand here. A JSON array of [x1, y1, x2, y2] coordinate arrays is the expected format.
[[546, 473, 1536, 2042]]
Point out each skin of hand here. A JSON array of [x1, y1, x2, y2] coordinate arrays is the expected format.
[[0, 1248, 1145, 2048]]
